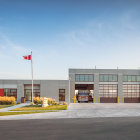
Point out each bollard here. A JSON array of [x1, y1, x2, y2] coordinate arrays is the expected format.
[[93, 96, 94, 103], [117, 96, 119, 103]]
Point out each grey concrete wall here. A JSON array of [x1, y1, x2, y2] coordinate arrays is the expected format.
[[69, 70, 75, 103], [69, 68, 140, 75], [94, 73, 99, 103], [17, 82, 24, 103], [118, 73, 123, 103], [40, 80, 69, 103]]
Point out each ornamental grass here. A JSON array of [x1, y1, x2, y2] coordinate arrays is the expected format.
[[0, 96, 15, 105]]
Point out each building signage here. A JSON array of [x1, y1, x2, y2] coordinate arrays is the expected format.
[[42, 97, 48, 107]]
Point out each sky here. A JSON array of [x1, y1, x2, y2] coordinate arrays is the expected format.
[[0, 0, 140, 80]]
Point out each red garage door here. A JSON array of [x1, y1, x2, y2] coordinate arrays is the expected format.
[[100, 97, 117, 103], [0, 89, 4, 96]]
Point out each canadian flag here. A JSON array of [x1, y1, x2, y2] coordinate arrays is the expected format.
[[23, 55, 31, 60]]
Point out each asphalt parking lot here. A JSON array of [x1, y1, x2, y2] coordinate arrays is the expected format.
[[0, 117, 140, 140]]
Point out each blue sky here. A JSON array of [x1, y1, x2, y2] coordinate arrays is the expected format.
[[0, 0, 140, 79]]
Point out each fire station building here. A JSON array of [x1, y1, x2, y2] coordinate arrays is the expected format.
[[0, 68, 140, 103]]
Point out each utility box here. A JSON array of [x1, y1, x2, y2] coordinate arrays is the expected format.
[[21, 97, 25, 103]]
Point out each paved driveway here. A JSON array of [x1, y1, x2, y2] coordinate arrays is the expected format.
[[1, 103, 140, 120]]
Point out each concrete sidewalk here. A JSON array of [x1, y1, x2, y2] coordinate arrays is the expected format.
[[0, 103, 30, 112], [1, 103, 140, 120]]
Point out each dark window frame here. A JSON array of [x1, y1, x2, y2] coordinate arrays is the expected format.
[[75, 74, 94, 82], [59, 89, 65, 101], [123, 75, 140, 82], [24, 84, 40, 101], [3, 88, 17, 100], [99, 74, 118, 82]]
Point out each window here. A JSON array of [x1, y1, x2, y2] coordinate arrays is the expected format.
[[89, 75, 94, 82], [123, 75, 140, 82], [59, 89, 65, 101], [123, 76, 127, 82], [75, 74, 94, 82], [128, 76, 131, 82], [100, 75, 104, 82], [112, 75, 117, 81], [33, 89, 40, 97], [99, 84, 118, 97], [137, 76, 140, 82], [99, 75, 118, 82], [104, 75, 109, 82], [24, 84, 40, 101], [109, 75, 112, 82], [75, 75, 79, 82], [131, 76, 136, 82], [85, 75, 89, 81], [4, 89, 17, 100], [123, 84, 140, 97], [79, 75, 85, 82]]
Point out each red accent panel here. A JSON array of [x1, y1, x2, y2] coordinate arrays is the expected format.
[[0, 89, 4, 96]]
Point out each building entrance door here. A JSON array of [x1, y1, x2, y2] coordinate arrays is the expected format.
[[24, 89, 32, 101], [24, 84, 40, 101]]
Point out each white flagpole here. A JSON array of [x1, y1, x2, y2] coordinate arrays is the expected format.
[[31, 51, 33, 103]]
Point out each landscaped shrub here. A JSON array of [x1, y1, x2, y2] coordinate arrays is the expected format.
[[33, 97, 43, 105], [53, 99, 56, 105], [33, 97, 66, 106], [48, 98, 53, 105], [30, 102, 34, 105], [55, 102, 60, 105], [0, 96, 15, 105], [63, 102, 68, 105], [16, 102, 20, 104]]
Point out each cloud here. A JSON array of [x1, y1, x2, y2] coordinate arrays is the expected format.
[[0, 33, 30, 55]]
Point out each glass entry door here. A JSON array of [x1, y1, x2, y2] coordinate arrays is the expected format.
[[25, 89, 32, 101]]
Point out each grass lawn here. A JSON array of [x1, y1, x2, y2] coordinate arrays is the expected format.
[[0, 105, 13, 109], [11, 105, 68, 111], [0, 111, 50, 116]]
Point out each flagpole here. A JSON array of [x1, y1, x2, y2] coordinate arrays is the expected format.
[[31, 51, 33, 103]]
